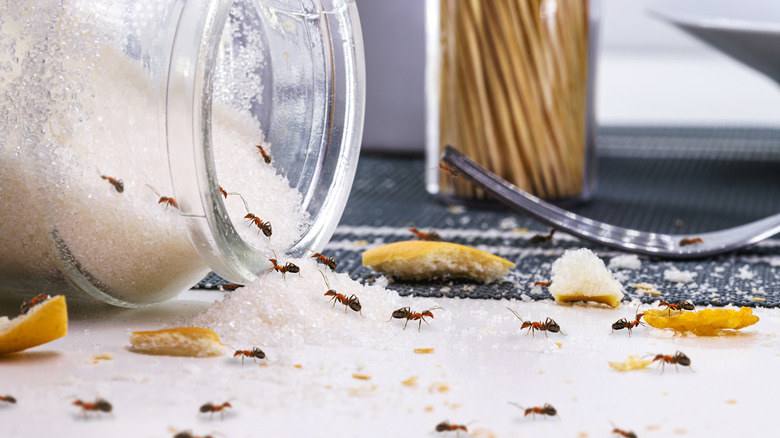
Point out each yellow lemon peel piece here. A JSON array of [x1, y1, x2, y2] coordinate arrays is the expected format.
[[643, 307, 759, 336], [0, 295, 68, 355], [362, 240, 514, 283], [608, 355, 653, 371], [129, 327, 226, 357]]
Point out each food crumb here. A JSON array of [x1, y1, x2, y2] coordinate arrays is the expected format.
[[554, 342, 562, 348], [578, 433, 589, 438], [401, 376, 419, 387], [674, 428, 687, 435], [428, 382, 450, 393], [751, 297, 766, 302], [633, 282, 662, 295], [726, 399, 737, 404], [354, 240, 368, 246], [471, 428, 497, 438], [294, 364, 303, 369], [414, 348, 435, 354], [352, 373, 371, 380], [647, 425, 662, 431], [424, 405, 434, 412], [91, 353, 114, 361]]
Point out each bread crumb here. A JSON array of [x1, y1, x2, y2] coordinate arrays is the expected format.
[[91, 353, 114, 361], [414, 348, 435, 354], [128, 327, 226, 357], [548, 248, 624, 308], [352, 373, 371, 380], [633, 283, 662, 295], [401, 376, 419, 387], [428, 382, 450, 393]]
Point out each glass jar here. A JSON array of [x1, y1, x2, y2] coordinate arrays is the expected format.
[[425, 0, 598, 204], [0, 0, 365, 307]]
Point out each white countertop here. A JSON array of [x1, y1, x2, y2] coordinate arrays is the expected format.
[[1, 289, 777, 438]]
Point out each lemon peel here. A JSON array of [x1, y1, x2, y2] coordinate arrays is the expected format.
[[0, 295, 68, 355], [643, 307, 759, 336]]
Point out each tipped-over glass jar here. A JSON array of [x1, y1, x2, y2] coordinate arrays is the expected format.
[[0, 0, 365, 306]]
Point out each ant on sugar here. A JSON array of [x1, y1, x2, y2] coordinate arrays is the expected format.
[[435, 421, 470, 435], [388, 306, 443, 331], [649, 351, 692, 374], [321, 271, 363, 316], [98, 171, 124, 193], [72, 397, 113, 418], [611, 306, 645, 336], [509, 402, 559, 420], [233, 347, 266, 365], [199, 401, 233, 420], [146, 184, 178, 210], [256, 144, 271, 164], [506, 308, 564, 337], [309, 249, 338, 270], [0, 395, 16, 405], [268, 250, 299, 280]]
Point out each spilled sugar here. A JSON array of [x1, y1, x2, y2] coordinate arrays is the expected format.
[[192, 256, 446, 348]]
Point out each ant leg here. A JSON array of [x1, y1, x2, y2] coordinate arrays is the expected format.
[[402, 318, 410, 330]]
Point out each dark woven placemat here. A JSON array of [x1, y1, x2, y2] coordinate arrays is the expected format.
[[197, 126, 780, 308]]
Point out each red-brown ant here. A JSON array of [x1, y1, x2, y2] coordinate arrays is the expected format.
[[218, 283, 243, 292], [199, 401, 232, 420], [309, 249, 338, 270], [529, 228, 556, 244], [507, 308, 564, 337], [649, 351, 692, 374], [233, 347, 266, 365], [0, 395, 16, 404], [611, 425, 637, 438], [611, 307, 645, 336], [99, 174, 124, 193], [146, 185, 178, 210], [256, 145, 272, 164], [268, 251, 300, 279], [533, 280, 551, 288], [658, 300, 695, 314], [435, 421, 468, 434], [679, 237, 703, 246], [388, 306, 443, 331], [174, 431, 218, 438], [509, 402, 558, 420], [72, 398, 113, 418], [245, 213, 272, 238], [20, 293, 50, 314], [408, 225, 442, 241], [438, 163, 459, 177], [218, 186, 229, 199], [321, 271, 363, 316]]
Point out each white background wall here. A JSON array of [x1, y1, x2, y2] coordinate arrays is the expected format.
[[358, 0, 780, 152]]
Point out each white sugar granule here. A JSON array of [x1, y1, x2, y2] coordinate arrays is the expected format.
[[608, 254, 641, 271], [548, 248, 624, 302], [663, 268, 697, 283], [192, 256, 446, 349], [736, 265, 755, 280]]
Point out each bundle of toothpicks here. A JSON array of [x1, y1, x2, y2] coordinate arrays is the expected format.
[[437, 0, 589, 200]]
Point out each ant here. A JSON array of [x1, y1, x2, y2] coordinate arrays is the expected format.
[[199, 401, 232, 420], [174, 431, 218, 438], [679, 237, 703, 246], [529, 228, 556, 244], [438, 162, 459, 177], [611, 426, 637, 438], [408, 225, 442, 241], [245, 213, 272, 238], [658, 299, 695, 315], [99, 173, 124, 193], [256, 144, 272, 164], [435, 421, 468, 435], [509, 402, 558, 420], [146, 185, 178, 210], [321, 271, 363, 316], [649, 351, 692, 374], [533, 280, 551, 288], [611, 307, 645, 336], [20, 293, 50, 314], [507, 308, 564, 337], [72, 398, 113, 418], [233, 347, 266, 365], [0, 395, 16, 405], [388, 306, 443, 331], [309, 249, 337, 270], [218, 283, 243, 291], [268, 251, 300, 279], [218, 186, 229, 199]]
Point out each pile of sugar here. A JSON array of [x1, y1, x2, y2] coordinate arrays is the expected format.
[[548, 248, 625, 301], [192, 256, 447, 349], [0, 1, 306, 302]]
